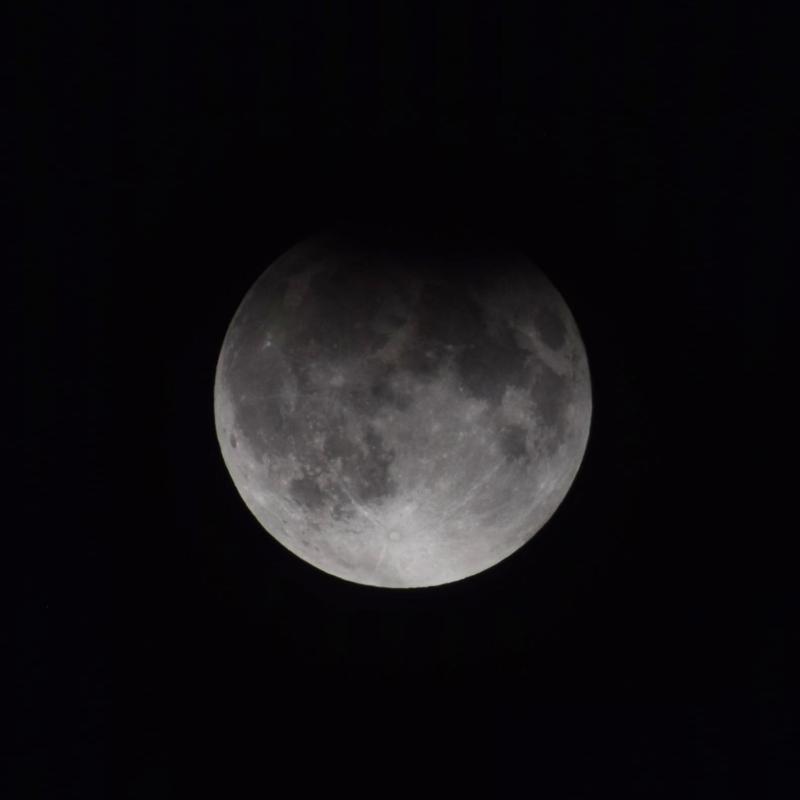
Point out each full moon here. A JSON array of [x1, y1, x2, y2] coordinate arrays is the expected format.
[[214, 231, 592, 588]]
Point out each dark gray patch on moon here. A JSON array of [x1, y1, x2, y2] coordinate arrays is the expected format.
[[214, 232, 592, 588], [289, 473, 327, 512], [533, 364, 569, 431], [367, 373, 413, 412], [321, 424, 396, 506], [456, 336, 528, 404], [499, 424, 530, 463], [535, 303, 567, 350]]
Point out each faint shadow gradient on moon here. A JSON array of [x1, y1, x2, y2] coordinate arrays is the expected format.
[[214, 231, 592, 588]]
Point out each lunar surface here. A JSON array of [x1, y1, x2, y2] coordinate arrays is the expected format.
[[214, 232, 591, 588]]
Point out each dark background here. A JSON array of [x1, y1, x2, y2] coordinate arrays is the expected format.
[[10, 2, 793, 798]]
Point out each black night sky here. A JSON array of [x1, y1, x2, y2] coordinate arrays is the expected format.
[[11, 2, 792, 798]]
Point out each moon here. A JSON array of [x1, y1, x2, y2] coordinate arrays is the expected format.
[[214, 231, 592, 588]]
